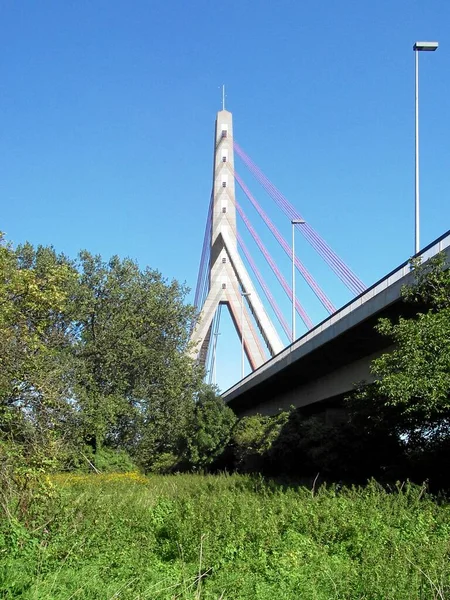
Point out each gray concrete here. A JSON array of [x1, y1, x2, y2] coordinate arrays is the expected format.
[[223, 231, 450, 416], [190, 110, 283, 370]]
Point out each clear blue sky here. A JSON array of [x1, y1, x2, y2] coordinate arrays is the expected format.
[[1, 0, 449, 391]]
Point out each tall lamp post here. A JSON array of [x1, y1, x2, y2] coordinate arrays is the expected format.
[[291, 219, 305, 343], [241, 291, 251, 378], [413, 41, 438, 255]]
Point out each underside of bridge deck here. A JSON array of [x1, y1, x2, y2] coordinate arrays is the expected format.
[[226, 298, 422, 417]]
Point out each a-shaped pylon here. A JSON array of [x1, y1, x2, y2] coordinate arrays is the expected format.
[[190, 109, 283, 371]]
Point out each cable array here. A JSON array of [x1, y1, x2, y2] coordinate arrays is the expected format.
[[193, 193, 213, 311], [234, 142, 366, 296], [236, 201, 313, 330], [234, 171, 336, 314], [238, 234, 291, 340], [207, 304, 222, 384]]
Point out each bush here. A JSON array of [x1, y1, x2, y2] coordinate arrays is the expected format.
[[92, 447, 138, 473], [185, 385, 236, 469], [218, 411, 290, 473]]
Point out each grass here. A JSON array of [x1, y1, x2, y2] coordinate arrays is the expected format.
[[1, 473, 450, 599]]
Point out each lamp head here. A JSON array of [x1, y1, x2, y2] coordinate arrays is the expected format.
[[413, 41, 439, 51]]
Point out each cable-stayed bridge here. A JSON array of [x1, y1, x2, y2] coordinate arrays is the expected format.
[[190, 109, 364, 370], [190, 107, 449, 416]]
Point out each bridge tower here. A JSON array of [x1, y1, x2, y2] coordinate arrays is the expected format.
[[190, 109, 283, 371]]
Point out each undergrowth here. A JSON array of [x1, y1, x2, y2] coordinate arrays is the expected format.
[[1, 473, 450, 599]]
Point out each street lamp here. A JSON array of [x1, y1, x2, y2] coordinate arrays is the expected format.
[[413, 41, 438, 255], [240, 291, 251, 378], [291, 219, 305, 343]]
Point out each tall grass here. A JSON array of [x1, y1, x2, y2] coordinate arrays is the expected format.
[[1, 473, 450, 599]]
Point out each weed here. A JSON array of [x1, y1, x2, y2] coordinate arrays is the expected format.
[[1, 474, 449, 599]]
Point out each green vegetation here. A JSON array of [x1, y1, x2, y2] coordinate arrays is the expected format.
[[2, 233, 450, 484], [360, 253, 450, 423], [2, 473, 450, 599], [0, 233, 235, 476], [350, 252, 450, 487], [220, 252, 450, 489], [2, 233, 450, 598]]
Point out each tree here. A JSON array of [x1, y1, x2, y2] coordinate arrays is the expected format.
[[73, 251, 203, 463], [368, 253, 450, 422], [353, 252, 450, 485], [0, 236, 79, 467], [184, 384, 236, 469], [0, 238, 77, 418], [1, 234, 226, 474]]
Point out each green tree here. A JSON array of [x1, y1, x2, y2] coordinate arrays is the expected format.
[[73, 251, 203, 465], [267, 253, 450, 484], [367, 253, 450, 422], [184, 384, 236, 469], [0, 236, 79, 470], [223, 411, 290, 473], [0, 238, 77, 417], [353, 252, 450, 484], [1, 234, 228, 475]]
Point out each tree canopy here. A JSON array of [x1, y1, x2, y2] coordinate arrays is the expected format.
[[0, 233, 235, 473], [364, 253, 450, 426]]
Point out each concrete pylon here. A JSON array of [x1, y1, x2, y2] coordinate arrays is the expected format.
[[190, 109, 284, 373]]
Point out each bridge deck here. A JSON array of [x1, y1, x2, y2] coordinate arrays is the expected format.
[[223, 230, 450, 414]]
